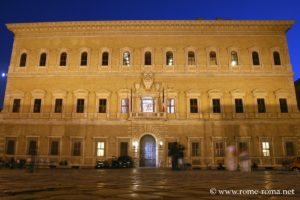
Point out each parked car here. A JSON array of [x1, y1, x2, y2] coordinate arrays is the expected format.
[[117, 156, 134, 168], [290, 157, 300, 171], [95, 160, 109, 169]]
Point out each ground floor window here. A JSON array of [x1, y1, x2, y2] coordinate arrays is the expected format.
[[214, 141, 225, 157], [191, 142, 200, 157], [238, 141, 248, 151], [262, 141, 270, 157], [120, 142, 128, 156], [96, 141, 105, 157], [28, 139, 38, 155], [6, 138, 16, 155], [49, 140, 60, 156], [72, 141, 82, 156], [285, 141, 295, 156]]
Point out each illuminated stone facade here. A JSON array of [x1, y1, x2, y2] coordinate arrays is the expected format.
[[0, 20, 299, 168]]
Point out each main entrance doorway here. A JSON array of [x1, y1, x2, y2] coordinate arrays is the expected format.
[[140, 135, 156, 167]]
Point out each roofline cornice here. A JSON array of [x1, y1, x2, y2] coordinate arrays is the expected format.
[[6, 20, 295, 36]]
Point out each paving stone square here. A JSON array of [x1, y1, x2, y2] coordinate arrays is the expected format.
[[0, 168, 299, 199]]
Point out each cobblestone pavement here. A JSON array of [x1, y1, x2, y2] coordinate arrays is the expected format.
[[0, 168, 299, 200]]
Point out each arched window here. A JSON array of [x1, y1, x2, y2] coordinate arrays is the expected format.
[[209, 51, 217, 65], [80, 52, 88, 66], [166, 51, 173, 66], [102, 52, 109, 66], [59, 52, 67, 66], [19, 53, 27, 67], [230, 51, 238, 66], [252, 51, 260, 65], [39, 53, 47, 66], [273, 51, 281, 65], [123, 51, 130, 66], [188, 51, 195, 65], [144, 51, 152, 65]]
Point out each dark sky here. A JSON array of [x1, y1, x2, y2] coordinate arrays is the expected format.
[[0, 0, 300, 108]]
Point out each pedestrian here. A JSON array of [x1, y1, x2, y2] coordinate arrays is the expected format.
[[239, 148, 251, 172], [225, 145, 237, 171]]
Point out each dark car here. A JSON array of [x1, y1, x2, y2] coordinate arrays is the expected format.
[[117, 156, 134, 168], [95, 160, 109, 169]]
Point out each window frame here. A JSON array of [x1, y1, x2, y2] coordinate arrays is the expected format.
[[273, 51, 281, 66], [80, 51, 88, 66], [49, 139, 60, 156], [19, 52, 27, 67], [5, 138, 16, 155], [39, 52, 47, 67], [257, 98, 266, 113], [59, 52, 68, 67], [167, 98, 175, 114], [189, 98, 199, 113]]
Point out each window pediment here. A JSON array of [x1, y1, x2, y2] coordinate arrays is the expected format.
[[31, 89, 46, 97], [9, 90, 25, 98], [252, 88, 268, 97], [208, 89, 223, 98]]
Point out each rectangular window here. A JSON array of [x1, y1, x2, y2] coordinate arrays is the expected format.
[[33, 99, 42, 113], [99, 99, 107, 113], [6, 139, 16, 155], [279, 98, 288, 113], [12, 99, 21, 113], [257, 98, 266, 113], [285, 142, 295, 156], [212, 99, 221, 113], [120, 142, 128, 156], [50, 140, 59, 156], [54, 99, 63, 113], [191, 142, 200, 157], [262, 141, 270, 157], [167, 98, 175, 113], [190, 98, 198, 113], [28, 140, 37, 155], [235, 98, 244, 113], [96, 141, 105, 157], [76, 99, 84, 113], [121, 98, 129, 113], [72, 141, 82, 156], [239, 142, 248, 152], [215, 141, 225, 157]]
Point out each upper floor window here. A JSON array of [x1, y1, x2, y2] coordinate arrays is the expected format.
[[273, 51, 281, 65], [257, 98, 266, 113], [121, 98, 129, 113], [54, 99, 63, 113], [99, 99, 107, 113], [209, 51, 217, 65], [212, 99, 221, 113], [102, 52, 109, 66], [190, 98, 198, 113], [230, 51, 238, 66], [33, 99, 42, 113], [123, 51, 130, 66], [235, 98, 244, 113], [279, 98, 288, 113], [167, 98, 175, 113], [76, 99, 85, 113], [252, 51, 260, 65], [12, 99, 21, 113], [188, 51, 195, 65], [144, 51, 152, 65], [19, 53, 27, 67], [39, 53, 47, 67], [166, 51, 173, 66], [80, 52, 88, 66], [59, 52, 67, 66]]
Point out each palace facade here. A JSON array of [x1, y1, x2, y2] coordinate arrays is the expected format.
[[0, 20, 299, 168]]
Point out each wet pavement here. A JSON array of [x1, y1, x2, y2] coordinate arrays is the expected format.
[[0, 168, 299, 199]]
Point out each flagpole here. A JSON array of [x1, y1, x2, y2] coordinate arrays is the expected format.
[[130, 88, 133, 113]]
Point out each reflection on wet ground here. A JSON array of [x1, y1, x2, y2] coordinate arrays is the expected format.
[[0, 168, 299, 199]]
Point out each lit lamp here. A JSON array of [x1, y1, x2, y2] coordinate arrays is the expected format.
[[159, 141, 163, 149], [132, 141, 138, 149]]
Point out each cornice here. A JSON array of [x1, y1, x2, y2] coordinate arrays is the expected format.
[[6, 20, 295, 37]]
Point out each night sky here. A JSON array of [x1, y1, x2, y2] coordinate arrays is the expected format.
[[0, 0, 300, 109]]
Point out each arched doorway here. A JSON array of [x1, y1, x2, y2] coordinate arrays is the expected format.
[[140, 135, 156, 167]]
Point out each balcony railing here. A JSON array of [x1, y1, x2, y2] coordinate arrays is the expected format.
[[1, 111, 300, 120]]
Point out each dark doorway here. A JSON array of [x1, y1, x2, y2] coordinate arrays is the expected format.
[[140, 135, 156, 167]]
